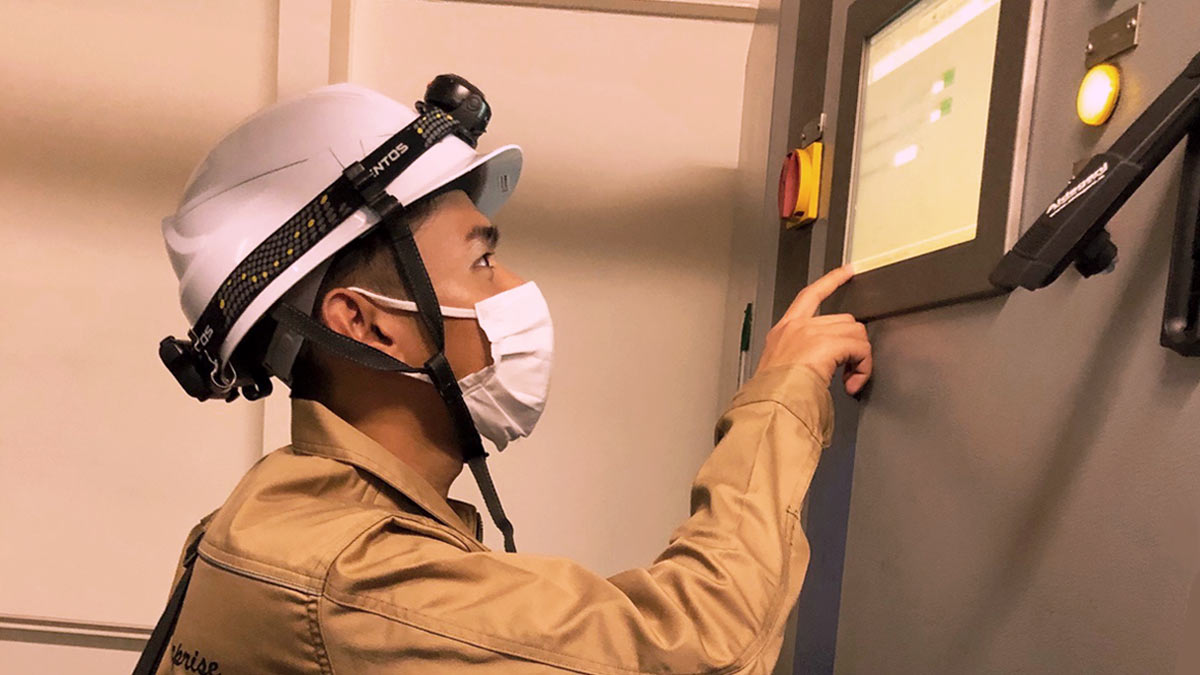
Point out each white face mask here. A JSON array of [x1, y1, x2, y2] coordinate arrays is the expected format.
[[348, 282, 554, 451]]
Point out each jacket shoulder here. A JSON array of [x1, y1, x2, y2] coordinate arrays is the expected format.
[[199, 448, 446, 593]]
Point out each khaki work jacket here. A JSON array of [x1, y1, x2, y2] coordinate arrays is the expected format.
[[156, 363, 833, 674]]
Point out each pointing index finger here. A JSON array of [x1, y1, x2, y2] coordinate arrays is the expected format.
[[789, 264, 855, 318]]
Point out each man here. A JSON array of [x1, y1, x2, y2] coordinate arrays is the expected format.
[[142, 79, 871, 674]]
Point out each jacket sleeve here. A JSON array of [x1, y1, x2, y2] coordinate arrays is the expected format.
[[322, 364, 834, 674]]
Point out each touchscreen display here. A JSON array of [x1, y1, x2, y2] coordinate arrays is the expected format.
[[846, 0, 1002, 273]]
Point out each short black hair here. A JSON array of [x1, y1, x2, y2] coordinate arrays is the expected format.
[[288, 192, 450, 399]]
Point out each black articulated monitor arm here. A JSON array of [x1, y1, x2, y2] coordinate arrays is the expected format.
[[990, 51, 1200, 355]]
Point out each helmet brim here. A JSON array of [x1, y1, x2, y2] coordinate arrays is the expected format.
[[440, 143, 523, 218]]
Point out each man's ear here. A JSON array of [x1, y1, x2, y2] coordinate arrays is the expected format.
[[319, 288, 395, 349]]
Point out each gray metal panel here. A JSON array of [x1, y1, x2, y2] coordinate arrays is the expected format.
[[816, 1, 1200, 672]]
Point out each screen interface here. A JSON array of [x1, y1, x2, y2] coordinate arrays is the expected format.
[[845, 0, 1002, 273]]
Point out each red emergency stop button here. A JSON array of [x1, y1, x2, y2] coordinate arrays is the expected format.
[[778, 143, 823, 227]]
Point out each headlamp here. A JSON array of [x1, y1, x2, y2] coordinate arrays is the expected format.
[[419, 74, 491, 147]]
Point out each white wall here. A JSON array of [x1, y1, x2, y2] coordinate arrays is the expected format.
[[0, 1, 279, 671]]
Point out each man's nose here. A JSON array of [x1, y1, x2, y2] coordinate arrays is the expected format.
[[493, 263, 525, 291]]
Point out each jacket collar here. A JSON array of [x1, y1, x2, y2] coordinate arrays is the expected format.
[[289, 398, 480, 542]]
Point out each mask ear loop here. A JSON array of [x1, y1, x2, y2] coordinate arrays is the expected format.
[[347, 286, 478, 319], [269, 303, 426, 374]]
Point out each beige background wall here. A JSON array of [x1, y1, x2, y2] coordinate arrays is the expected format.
[[2, 0, 757, 671], [0, 1, 279, 672]]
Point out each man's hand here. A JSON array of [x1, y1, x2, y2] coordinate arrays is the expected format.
[[756, 265, 872, 395]]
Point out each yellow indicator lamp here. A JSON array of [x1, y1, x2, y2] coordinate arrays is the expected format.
[[1077, 63, 1121, 126]]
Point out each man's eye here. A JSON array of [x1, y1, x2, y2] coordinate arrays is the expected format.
[[475, 252, 495, 269]]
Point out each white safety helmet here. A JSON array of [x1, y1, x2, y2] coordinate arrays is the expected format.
[[162, 82, 522, 388]]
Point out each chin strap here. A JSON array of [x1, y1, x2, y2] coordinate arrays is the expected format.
[[351, 162, 517, 553], [467, 455, 517, 553]]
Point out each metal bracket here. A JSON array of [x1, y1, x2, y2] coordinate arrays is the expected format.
[[799, 113, 826, 149], [1086, 3, 1142, 68]]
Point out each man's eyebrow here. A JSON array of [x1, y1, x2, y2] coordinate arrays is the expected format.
[[467, 224, 499, 248]]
